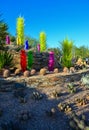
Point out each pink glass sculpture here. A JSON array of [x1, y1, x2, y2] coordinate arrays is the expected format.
[[48, 51, 55, 71], [20, 49, 27, 72], [37, 44, 40, 52], [6, 35, 10, 44]]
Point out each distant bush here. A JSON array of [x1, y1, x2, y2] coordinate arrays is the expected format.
[[10, 36, 16, 42]]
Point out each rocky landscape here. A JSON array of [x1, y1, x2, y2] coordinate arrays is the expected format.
[[0, 67, 89, 130]]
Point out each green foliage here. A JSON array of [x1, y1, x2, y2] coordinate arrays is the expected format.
[[0, 52, 4, 69], [72, 45, 89, 59], [60, 38, 73, 68], [10, 36, 16, 42], [40, 32, 47, 52], [67, 83, 76, 93], [25, 36, 39, 48], [0, 14, 9, 49], [0, 51, 13, 70]]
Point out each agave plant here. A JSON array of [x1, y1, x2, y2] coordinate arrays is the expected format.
[[0, 50, 13, 69]]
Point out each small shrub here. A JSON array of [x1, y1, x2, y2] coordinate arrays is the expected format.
[[81, 74, 89, 88], [67, 83, 76, 93]]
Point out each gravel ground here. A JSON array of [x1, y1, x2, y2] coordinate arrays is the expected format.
[[0, 75, 89, 130]]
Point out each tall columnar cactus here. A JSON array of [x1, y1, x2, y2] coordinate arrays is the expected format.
[[20, 49, 27, 72], [27, 51, 33, 70], [16, 17, 24, 45], [40, 32, 47, 52]]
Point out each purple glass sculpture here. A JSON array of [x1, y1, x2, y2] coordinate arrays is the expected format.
[[48, 51, 55, 71], [24, 40, 29, 50], [6, 35, 10, 44], [37, 44, 40, 52]]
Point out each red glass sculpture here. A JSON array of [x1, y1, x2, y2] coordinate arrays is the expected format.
[[20, 49, 27, 72]]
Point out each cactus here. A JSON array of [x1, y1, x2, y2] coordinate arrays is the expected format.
[[3, 69, 10, 78], [16, 16, 24, 45], [58, 102, 72, 113], [23, 70, 30, 77], [40, 32, 47, 52], [20, 49, 27, 72], [32, 92, 43, 100], [40, 68, 46, 75], [69, 112, 89, 130], [67, 83, 76, 93], [81, 74, 89, 88]]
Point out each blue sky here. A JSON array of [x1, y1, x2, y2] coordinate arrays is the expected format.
[[0, 0, 89, 48]]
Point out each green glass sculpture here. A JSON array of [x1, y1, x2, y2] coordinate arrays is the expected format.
[[27, 51, 33, 70]]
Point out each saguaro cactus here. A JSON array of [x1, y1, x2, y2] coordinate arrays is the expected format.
[[40, 32, 46, 52], [16, 17, 24, 45], [20, 49, 27, 72]]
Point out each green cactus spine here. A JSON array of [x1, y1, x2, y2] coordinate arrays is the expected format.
[[16, 16, 24, 45], [40, 32, 47, 52]]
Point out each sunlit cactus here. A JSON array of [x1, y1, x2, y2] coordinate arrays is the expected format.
[[16, 16, 24, 45], [40, 32, 47, 52]]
